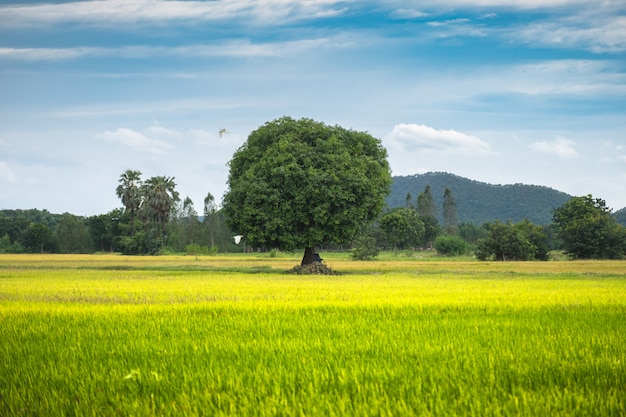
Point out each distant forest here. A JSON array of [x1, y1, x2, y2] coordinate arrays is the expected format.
[[387, 172, 626, 226], [1, 172, 625, 254]]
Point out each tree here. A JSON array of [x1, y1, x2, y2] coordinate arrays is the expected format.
[[23, 222, 55, 253], [442, 187, 458, 234], [458, 222, 487, 244], [203, 192, 219, 248], [351, 235, 379, 260], [140, 176, 180, 242], [405, 192, 413, 208], [419, 214, 440, 249], [116, 170, 142, 236], [181, 197, 200, 245], [434, 234, 467, 256], [223, 116, 392, 265], [56, 213, 91, 253], [88, 212, 118, 252], [475, 220, 548, 261], [417, 185, 438, 248], [416, 185, 436, 218], [380, 208, 425, 252], [553, 195, 626, 259]]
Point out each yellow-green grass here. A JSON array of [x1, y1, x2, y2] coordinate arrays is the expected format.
[[0, 254, 625, 416]]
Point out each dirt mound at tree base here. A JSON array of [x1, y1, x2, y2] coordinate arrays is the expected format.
[[284, 263, 341, 275]]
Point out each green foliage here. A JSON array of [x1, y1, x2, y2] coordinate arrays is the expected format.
[[476, 220, 549, 261], [416, 185, 436, 218], [223, 116, 392, 256], [379, 208, 425, 250], [23, 222, 56, 253], [116, 169, 142, 236], [442, 187, 458, 234], [351, 235, 379, 260], [56, 213, 91, 253], [553, 195, 626, 259], [0, 233, 23, 253], [0, 209, 63, 253], [419, 214, 440, 248], [140, 175, 181, 239], [458, 222, 488, 244], [185, 243, 218, 255], [615, 207, 626, 227], [434, 234, 467, 256]]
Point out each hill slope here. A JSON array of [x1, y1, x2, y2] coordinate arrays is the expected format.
[[387, 172, 573, 225]]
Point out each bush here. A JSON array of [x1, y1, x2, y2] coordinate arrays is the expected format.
[[475, 220, 548, 261], [434, 235, 467, 256], [351, 236, 379, 260], [185, 244, 218, 255]]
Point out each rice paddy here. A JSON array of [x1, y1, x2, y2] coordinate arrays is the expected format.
[[0, 253, 625, 416]]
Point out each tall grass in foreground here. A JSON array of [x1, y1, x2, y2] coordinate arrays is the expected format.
[[0, 255, 625, 416]]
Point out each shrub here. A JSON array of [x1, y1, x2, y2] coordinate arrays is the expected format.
[[435, 235, 467, 256], [185, 244, 218, 255], [351, 236, 379, 260]]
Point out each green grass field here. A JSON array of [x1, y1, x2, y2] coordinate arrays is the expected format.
[[1, 254, 625, 416]]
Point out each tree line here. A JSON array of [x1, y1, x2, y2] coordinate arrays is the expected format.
[[0, 170, 237, 255], [358, 185, 624, 260], [1, 175, 624, 261]]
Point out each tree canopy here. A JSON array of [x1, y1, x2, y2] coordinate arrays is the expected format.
[[223, 116, 392, 264], [553, 195, 625, 259], [380, 207, 425, 251]]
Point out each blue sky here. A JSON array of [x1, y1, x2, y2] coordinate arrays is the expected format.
[[1, 0, 625, 216]]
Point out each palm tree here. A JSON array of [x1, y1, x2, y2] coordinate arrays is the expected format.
[[116, 170, 142, 236], [140, 176, 180, 240]]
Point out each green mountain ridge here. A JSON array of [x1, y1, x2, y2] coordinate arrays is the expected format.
[[387, 172, 576, 225]]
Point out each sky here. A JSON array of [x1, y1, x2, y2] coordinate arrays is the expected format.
[[1, 0, 625, 216]]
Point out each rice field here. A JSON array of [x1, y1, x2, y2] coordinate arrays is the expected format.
[[0, 253, 625, 416]]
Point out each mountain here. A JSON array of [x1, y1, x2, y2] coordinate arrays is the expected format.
[[387, 172, 573, 225]]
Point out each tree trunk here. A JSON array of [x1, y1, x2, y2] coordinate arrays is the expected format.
[[301, 246, 316, 265]]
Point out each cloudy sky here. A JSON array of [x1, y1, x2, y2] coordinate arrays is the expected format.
[[1, 0, 625, 216]]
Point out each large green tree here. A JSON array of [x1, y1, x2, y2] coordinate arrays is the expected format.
[[223, 116, 392, 265], [553, 195, 625, 259]]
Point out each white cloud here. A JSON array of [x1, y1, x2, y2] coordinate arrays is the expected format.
[[530, 137, 579, 158], [146, 125, 183, 141], [514, 15, 626, 53], [0, 161, 18, 183], [94, 128, 172, 154], [0, 37, 345, 62], [385, 123, 494, 155], [0, 0, 349, 27], [390, 8, 428, 19]]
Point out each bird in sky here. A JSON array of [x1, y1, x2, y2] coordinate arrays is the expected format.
[[218, 128, 230, 139]]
